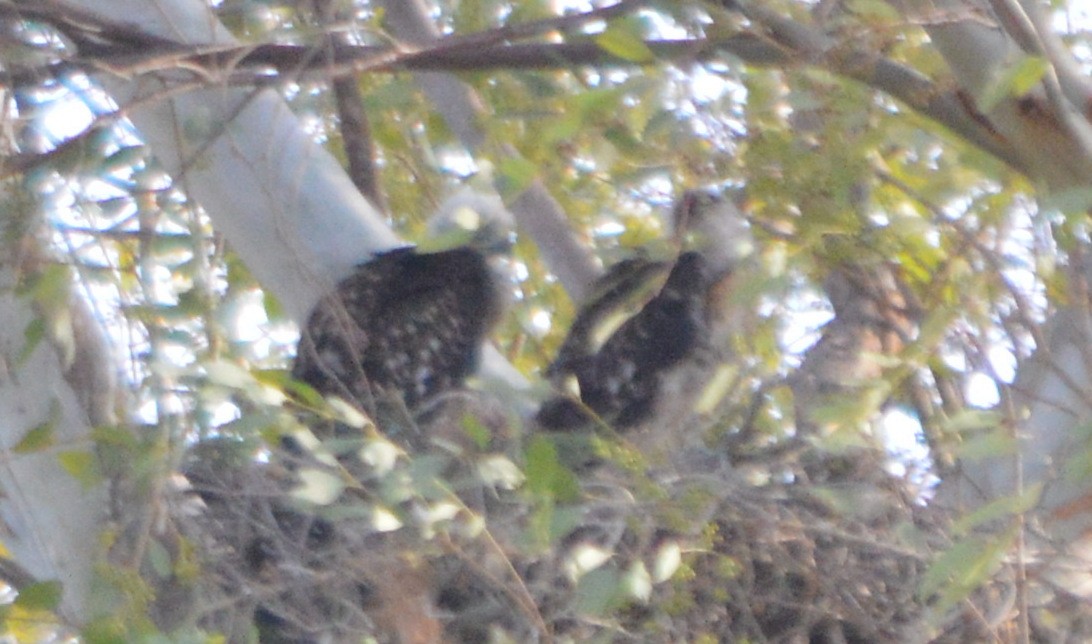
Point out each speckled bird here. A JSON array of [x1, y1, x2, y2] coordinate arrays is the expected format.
[[537, 190, 749, 433], [292, 193, 513, 412]]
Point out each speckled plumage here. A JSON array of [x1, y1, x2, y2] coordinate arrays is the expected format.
[[292, 246, 505, 411], [538, 252, 720, 429], [537, 190, 744, 432]]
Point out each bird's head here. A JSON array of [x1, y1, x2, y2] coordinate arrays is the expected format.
[[670, 188, 753, 274], [420, 188, 516, 256]]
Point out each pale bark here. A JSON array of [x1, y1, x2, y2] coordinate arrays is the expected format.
[[56, 0, 397, 326], [0, 249, 106, 623], [891, 0, 1092, 190]]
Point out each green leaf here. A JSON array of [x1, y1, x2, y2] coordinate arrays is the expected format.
[[26, 264, 71, 311], [1062, 432, 1092, 481], [253, 368, 292, 389], [573, 566, 624, 615], [262, 290, 286, 321], [805, 485, 866, 516], [978, 55, 1049, 112], [476, 455, 524, 490], [204, 359, 256, 389], [81, 617, 126, 644], [285, 377, 327, 409], [461, 414, 491, 450], [623, 560, 652, 602], [845, 0, 901, 20], [174, 288, 208, 316], [525, 436, 579, 502], [952, 484, 1042, 535], [14, 580, 62, 611], [919, 529, 1014, 610], [695, 363, 738, 415], [1007, 56, 1050, 96], [595, 23, 654, 63], [496, 156, 537, 201], [953, 429, 1017, 461], [146, 539, 172, 578], [14, 416, 57, 453], [359, 437, 401, 476], [809, 382, 889, 441], [19, 318, 45, 365], [408, 454, 453, 501], [546, 505, 585, 545], [940, 409, 1003, 435], [148, 233, 195, 257], [541, 112, 583, 147], [58, 450, 100, 488], [652, 539, 683, 583], [917, 304, 959, 350], [573, 86, 629, 115]]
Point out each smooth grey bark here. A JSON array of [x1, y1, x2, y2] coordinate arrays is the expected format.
[[0, 254, 105, 623]]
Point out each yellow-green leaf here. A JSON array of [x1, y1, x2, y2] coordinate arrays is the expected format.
[[845, 0, 901, 20], [19, 318, 45, 365], [525, 435, 579, 502], [462, 414, 491, 450], [58, 451, 100, 488], [98, 145, 146, 176], [26, 264, 71, 312], [573, 566, 624, 615], [953, 429, 1017, 461], [146, 539, 172, 578], [919, 529, 1014, 610], [940, 409, 1003, 435], [292, 467, 345, 506], [14, 417, 56, 454], [1041, 187, 1092, 215], [263, 290, 286, 321], [14, 580, 62, 611], [595, 23, 654, 63], [952, 484, 1042, 535], [496, 156, 537, 201], [978, 55, 1049, 111]]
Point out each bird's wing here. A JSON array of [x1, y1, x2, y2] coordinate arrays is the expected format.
[[548, 256, 672, 380], [291, 250, 397, 406], [363, 248, 498, 406], [292, 247, 500, 409], [576, 253, 711, 426], [539, 252, 714, 430]]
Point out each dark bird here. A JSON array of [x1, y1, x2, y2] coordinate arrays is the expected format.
[[537, 190, 749, 436], [292, 193, 513, 413]]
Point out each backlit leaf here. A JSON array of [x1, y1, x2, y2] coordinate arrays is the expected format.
[[14, 581, 62, 611], [595, 23, 654, 63]]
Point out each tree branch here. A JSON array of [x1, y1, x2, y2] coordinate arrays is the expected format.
[[12, 0, 1045, 186]]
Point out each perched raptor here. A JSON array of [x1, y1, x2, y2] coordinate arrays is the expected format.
[[292, 193, 512, 413], [537, 190, 749, 434]]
